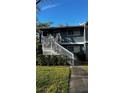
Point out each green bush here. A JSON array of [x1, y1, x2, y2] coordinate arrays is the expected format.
[[36, 55, 70, 66], [36, 44, 43, 55]]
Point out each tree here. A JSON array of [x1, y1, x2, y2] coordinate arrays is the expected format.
[[37, 21, 53, 28], [36, 0, 42, 13], [36, 0, 49, 12], [36, 0, 51, 58], [36, 0, 41, 5], [36, 0, 50, 22]]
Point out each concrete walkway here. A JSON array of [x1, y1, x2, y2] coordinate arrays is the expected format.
[[69, 66, 88, 93]]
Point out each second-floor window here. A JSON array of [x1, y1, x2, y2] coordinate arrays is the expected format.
[[73, 30, 81, 36], [67, 29, 81, 36], [67, 30, 73, 36]]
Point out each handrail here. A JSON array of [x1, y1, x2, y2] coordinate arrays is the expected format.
[[53, 42, 74, 59], [41, 35, 74, 65]]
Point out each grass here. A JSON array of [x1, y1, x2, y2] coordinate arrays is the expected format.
[[82, 65, 88, 74], [36, 66, 70, 93], [70, 65, 88, 76]]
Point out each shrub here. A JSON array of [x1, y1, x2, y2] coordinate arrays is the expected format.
[[36, 55, 70, 66], [36, 43, 43, 55]]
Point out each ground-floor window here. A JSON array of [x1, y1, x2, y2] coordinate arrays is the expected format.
[[63, 45, 85, 54], [66, 45, 82, 53]]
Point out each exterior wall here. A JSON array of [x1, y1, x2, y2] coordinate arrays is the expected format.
[[62, 45, 84, 54]]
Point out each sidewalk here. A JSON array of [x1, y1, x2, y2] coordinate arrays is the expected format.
[[69, 66, 88, 93]]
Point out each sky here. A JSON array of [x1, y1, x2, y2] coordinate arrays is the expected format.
[[37, 0, 88, 26]]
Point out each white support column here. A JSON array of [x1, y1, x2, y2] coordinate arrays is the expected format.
[[83, 24, 86, 54], [51, 41, 53, 55], [72, 55, 74, 66]]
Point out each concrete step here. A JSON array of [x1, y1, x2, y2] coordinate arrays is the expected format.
[[43, 49, 59, 55]]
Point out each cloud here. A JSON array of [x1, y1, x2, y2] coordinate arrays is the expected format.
[[42, 4, 58, 11]]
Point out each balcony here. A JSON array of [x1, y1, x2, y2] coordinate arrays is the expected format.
[[60, 36, 86, 45]]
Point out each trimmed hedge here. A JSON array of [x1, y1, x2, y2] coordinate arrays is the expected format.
[[36, 55, 70, 66]]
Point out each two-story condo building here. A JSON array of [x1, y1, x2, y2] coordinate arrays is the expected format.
[[37, 23, 88, 62]]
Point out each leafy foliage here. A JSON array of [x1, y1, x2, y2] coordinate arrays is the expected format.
[[36, 22, 53, 28], [36, 55, 70, 66]]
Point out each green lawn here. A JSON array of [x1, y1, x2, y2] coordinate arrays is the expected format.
[[36, 66, 70, 93], [82, 65, 88, 74]]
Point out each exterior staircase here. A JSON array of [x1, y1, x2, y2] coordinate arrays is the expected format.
[[41, 34, 74, 65]]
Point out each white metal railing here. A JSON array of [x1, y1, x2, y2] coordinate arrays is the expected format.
[[41, 34, 74, 65], [53, 42, 74, 59]]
